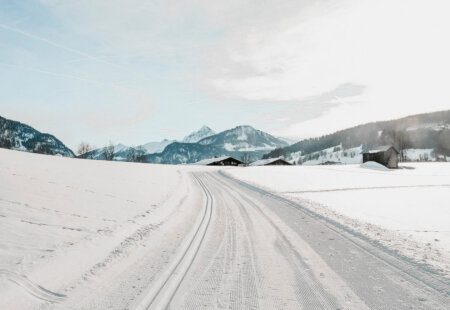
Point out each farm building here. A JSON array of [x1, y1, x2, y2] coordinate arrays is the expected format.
[[250, 158, 292, 166], [194, 156, 243, 166], [362, 145, 399, 168]]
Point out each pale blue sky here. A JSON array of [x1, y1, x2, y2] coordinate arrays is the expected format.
[[1, 0, 450, 150]]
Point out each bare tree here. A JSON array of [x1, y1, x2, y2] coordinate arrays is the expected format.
[[135, 146, 146, 163], [127, 146, 137, 162], [380, 129, 411, 162], [102, 142, 115, 161], [77, 142, 93, 159]]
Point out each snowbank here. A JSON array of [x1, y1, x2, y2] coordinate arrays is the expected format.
[[360, 161, 389, 170]]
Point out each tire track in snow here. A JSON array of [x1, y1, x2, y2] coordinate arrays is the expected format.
[[135, 173, 213, 310], [210, 173, 343, 309]]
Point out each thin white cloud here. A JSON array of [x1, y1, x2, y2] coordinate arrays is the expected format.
[[0, 62, 137, 94], [0, 23, 126, 70], [0, 23, 91, 57]]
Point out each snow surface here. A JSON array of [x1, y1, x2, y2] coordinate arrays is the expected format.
[[224, 142, 275, 152], [364, 145, 395, 153], [140, 139, 174, 154], [113, 143, 129, 153], [182, 125, 215, 143], [250, 157, 285, 166], [361, 161, 389, 171], [1, 148, 448, 309], [227, 163, 450, 274], [0, 148, 208, 309], [404, 148, 437, 161]]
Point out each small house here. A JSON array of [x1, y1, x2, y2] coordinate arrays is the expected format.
[[194, 156, 243, 166], [250, 157, 292, 166], [362, 145, 399, 168]]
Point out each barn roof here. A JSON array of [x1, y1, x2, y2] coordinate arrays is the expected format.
[[362, 145, 399, 154], [194, 156, 241, 165], [250, 157, 290, 166]]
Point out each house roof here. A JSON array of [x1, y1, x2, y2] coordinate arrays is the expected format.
[[194, 156, 242, 165], [250, 157, 290, 166], [363, 145, 399, 154]]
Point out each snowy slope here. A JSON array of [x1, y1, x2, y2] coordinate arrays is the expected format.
[[139, 139, 175, 154], [277, 137, 297, 145], [0, 148, 203, 309], [288, 144, 363, 165], [182, 126, 215, 143], [198, 125, 285, 151], [403, 148, 447, 161]]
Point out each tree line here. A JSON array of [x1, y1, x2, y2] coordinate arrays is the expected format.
[[76, 142, 147, 163], [0, 130, 56, 155]]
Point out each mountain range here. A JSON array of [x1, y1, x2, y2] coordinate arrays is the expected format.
[[0, 115, 74, 157], [1, 110, 449, 164], [265, 110, 450, 162], [145, 125, 288, 164], [84, 125, 219, 162]]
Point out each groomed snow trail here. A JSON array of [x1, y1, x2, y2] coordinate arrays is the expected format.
[[160, 171, 449, 309], [135, 174, 214, 309]]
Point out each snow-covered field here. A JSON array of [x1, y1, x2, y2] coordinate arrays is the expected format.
[[226, 162, 450, 274], [0, 149, 208, 309], [1, 148, 449, 309]]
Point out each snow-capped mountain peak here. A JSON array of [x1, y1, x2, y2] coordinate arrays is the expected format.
[[114, 144, 129, 153], [145, 125, 289, 164], [182, 126, 215, 143], [140, 139, 175, 154]]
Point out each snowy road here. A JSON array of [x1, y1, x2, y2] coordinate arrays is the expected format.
[[138, 171, 449, 309]]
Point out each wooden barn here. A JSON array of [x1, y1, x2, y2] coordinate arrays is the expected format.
[[362, 145, 399, 168], [250, 157, 292, 166], [194, 156, 243, 166]]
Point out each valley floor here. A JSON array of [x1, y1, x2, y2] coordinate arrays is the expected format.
[[0, 149, 449, 309], [226, 163, 450, 277]]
